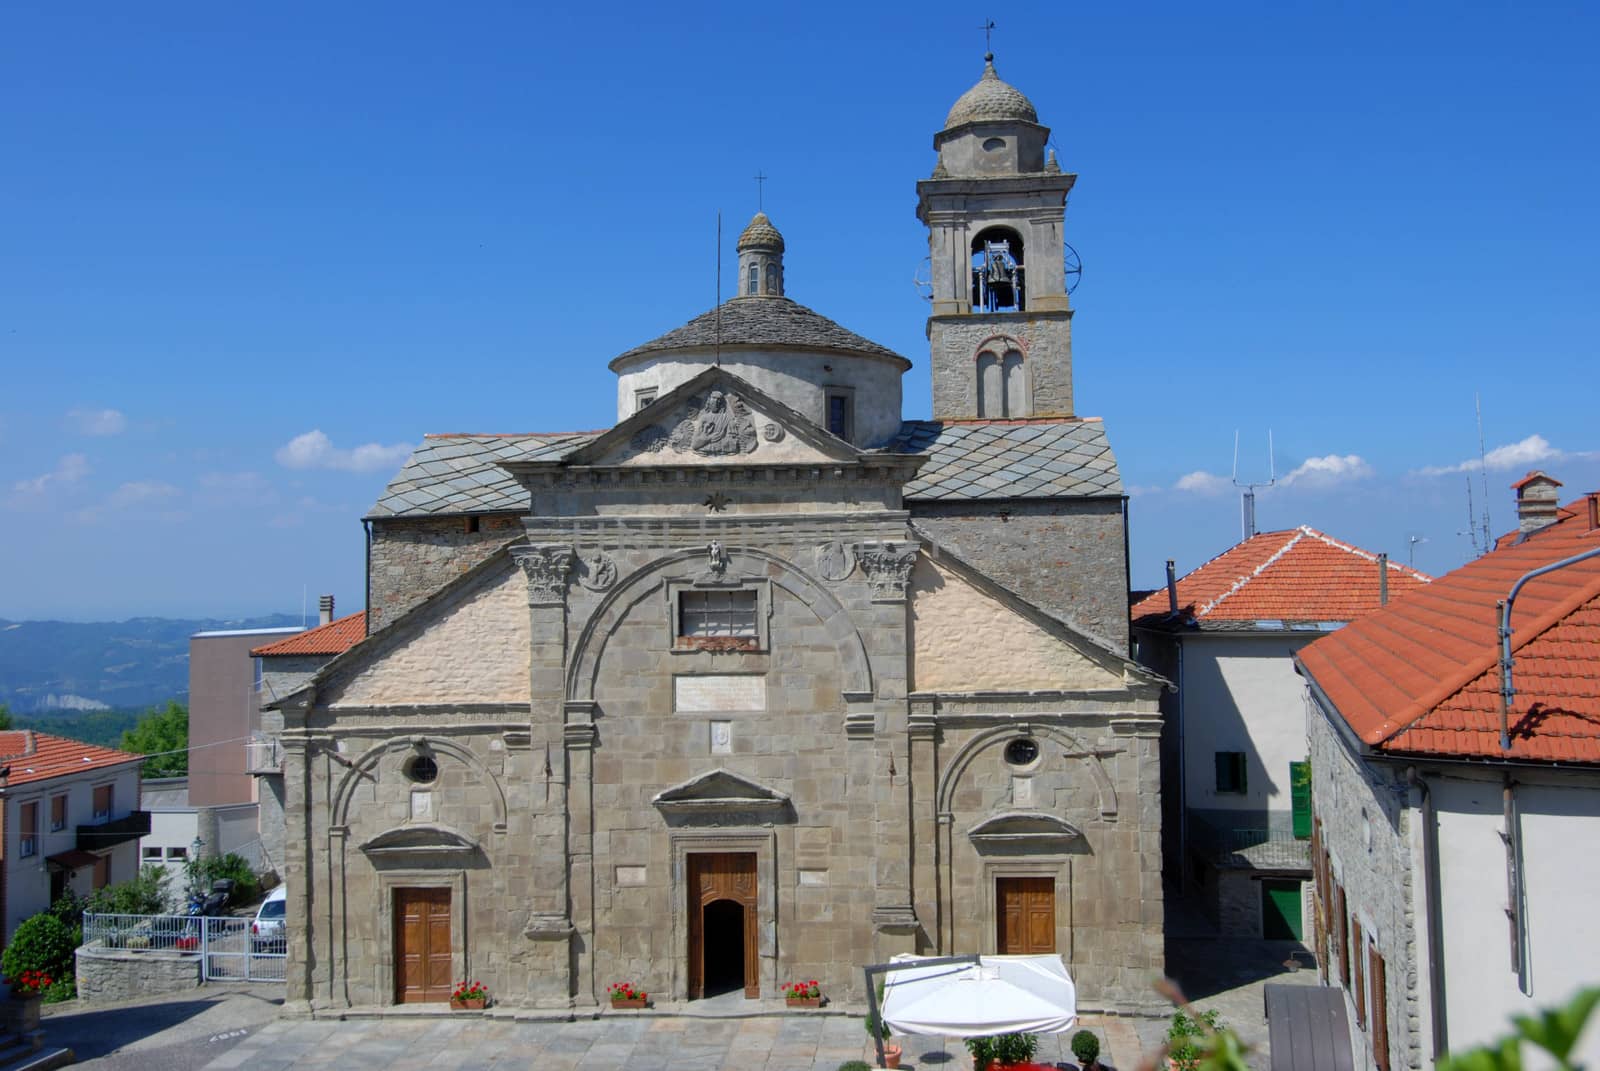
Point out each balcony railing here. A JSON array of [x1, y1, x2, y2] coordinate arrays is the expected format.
[[1191, 816, 1310, 871], [245, 733, 282, 775], [77, 810, 152, 852]]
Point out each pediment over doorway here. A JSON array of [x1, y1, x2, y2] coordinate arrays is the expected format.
[[357, 823, 481, 861], [966, 812, 1085, 851], [652, 768, 791, 823]]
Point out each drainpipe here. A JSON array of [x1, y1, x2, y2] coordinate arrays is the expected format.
[[363, 520, 373, 636], [1498, 545, 1600, 750], [1407, 766, 1448, 1060], [1502, 776, 1530, 994], [1176, 638, 1188, 884], [1378, 553, 1389, 606]]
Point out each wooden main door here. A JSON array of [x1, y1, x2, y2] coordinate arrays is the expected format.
[[394, 886, 452, 1003], [687, 852, 758, 999], [996, 877, 1056, 954]]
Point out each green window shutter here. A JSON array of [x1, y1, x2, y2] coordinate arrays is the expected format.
[[1290, 761, 1312, 839], [1215, 752, 1230, 792]]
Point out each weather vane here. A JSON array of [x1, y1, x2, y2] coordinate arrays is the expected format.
[[754, 170, 767, 211], [979, 18, 995, 55]]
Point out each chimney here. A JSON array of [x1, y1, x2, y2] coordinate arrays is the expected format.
[[1513, 471, 1563, 533], [1165, 559, 1180, 616], [1378, 553, 1389, 606], [318, 594, 335, 627], [1587, 492, 1599, 533]]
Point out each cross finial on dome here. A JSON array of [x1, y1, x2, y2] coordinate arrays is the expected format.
[[979, 17, 995, 56]]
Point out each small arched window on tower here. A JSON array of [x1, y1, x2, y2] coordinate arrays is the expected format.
[[765, 262, 779, 296], [976, 347, 1028, 418], [971, 227, 1026, 312], [747, 264, 759, 296]]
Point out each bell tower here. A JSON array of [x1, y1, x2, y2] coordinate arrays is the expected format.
[[917, 53, 1077, 419]]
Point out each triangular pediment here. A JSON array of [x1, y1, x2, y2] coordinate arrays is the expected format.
[[568, 369, 861, 468], [652, 767, 790, 807]]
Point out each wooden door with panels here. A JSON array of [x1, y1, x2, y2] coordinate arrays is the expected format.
[[393, 886, 452, 1003], [996, 876, 1056, 954], [686, 852, 759, 999]]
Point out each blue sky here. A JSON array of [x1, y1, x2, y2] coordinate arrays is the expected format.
[[3, 1, 1597, 620]]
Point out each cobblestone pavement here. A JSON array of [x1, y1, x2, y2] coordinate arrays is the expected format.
[[199, 1010, 1149, 1071]]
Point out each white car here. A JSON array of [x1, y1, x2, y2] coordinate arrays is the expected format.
[[251, 886, 287, 953]]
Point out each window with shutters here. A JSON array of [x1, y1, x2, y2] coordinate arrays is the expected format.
[[19, 801, 37, 858], [1352, 918, 1366, 1027], [93, 784, 114, 820], [1290, 761, 1312, 838], [1337, 884, 1350, 986], [1371, 946, 1390, 1071], [1214, 751, 1247, 794], [50, 794, 67, 832]]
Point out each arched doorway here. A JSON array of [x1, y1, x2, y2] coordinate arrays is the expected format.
[[701, 899, 746, 996], [687, 852, 759, 998]]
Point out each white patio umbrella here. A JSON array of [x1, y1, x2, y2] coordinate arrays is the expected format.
[[878, 953, 1078, 1037]]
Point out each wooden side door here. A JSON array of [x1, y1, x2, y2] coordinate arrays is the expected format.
[[394, 886, 452, 1003], [686, 852, 758, 999], [996, 877, 1056, 954]]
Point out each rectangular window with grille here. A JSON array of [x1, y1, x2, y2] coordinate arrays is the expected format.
[[824, 389, 854, 440], [678, 590, 758, 645], [19, 801, 37, 858]]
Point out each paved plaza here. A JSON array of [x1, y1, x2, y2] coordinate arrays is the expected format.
[[196, 1010, 1150, 1071]]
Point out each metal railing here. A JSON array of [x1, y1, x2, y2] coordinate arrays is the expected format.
[[82, 913, 285, 982], [245, 733, 282, 775]]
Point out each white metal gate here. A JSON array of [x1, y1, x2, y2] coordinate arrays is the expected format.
[[82, 913, 286, 983]]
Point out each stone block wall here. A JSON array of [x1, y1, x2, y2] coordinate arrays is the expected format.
[[911, 497, 1128, 652], [368, 514, 524, 630], [927, 312, 1075, 420], [75, 946, 201, 1004]]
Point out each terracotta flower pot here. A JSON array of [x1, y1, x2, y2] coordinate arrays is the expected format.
[[786, 995, 822, 1008], [450, 996, 486, 1010], [611, 996, 647, 1009], [880, 1043, 902, 1069]]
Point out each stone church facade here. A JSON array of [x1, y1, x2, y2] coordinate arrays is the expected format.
[[277, 54, 1166, 1017]]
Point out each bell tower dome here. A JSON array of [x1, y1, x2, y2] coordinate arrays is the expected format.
[[917, 53, 1077, 419], [736, 212, 785, 298]]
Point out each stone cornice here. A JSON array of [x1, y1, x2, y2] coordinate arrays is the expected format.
[[504, 458, 924, 487]]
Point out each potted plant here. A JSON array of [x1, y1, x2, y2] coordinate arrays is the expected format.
[[1071, 1028, 1101, 1070], [4, 970, 51, 1034], [965, 1032, 1039, 1071], [1167, 1007, 1223, 1071], [782, 979, 823, 1008], [449, 980, 489, 1010], [608, 981, 648, 1009], [865, 1011, 901, 1069]]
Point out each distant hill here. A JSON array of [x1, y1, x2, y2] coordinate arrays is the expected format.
[[0, 614, 300, 714]]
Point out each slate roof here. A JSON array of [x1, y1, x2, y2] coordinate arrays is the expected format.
[[611, 298, 905, 365], [1132, 526, 1431, 629], [366, 432, 599, 518], [0, 731, 143, 788], [252, 612, 368, 656], [1299, 494, 1600, 764], [369, 418, 1124, 518], [891, 418, 1122, 500]]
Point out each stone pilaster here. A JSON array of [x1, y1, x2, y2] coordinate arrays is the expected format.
[[908, 706, 939, 953], [279, 725, 314, 1013], [564, 715, 599, 1008]]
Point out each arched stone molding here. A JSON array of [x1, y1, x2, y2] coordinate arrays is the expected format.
[[935, 722, 1118, 820], [330, 735, 509, 834], [565, 546, 873, 703], [972, 333, 1030, 360]]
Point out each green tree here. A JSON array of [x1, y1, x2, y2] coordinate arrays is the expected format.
[[120, 700, 187, 777], [0, 703, 12, 730]]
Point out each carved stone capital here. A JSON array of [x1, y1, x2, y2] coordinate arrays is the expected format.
[[855, 541, 919, 601], [511, 544, 575, 606]]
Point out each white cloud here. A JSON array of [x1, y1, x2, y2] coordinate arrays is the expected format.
[[1415, 434, 1571, 477], [1280, 453, 1373, 488], [106, 481, 180, 508], [12, 453, 90, 495], [1173, 471, 1232, 495], [275, 430, 414, 473], [66, 407, 127, 436]]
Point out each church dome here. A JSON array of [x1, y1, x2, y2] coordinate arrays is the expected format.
[[736, 212, 785, 252], [944, 55, 1038, 128]]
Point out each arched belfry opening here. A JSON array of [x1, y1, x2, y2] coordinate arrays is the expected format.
[[701, 899, 747, 996], [972, 227, 1025, 312]]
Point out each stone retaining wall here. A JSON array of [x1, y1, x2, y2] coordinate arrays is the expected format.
[[75, 945, 202, 1004]]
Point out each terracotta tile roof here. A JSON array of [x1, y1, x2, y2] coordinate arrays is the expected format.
[[0, 731, 142, 787], [1299, 498, 1600, 764], [1132, 526, 1431, 627], [251, 612, 367, 656]]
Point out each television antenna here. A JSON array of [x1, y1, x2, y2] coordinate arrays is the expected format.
[[1408, 534, 1428, 568], [1233, 430, 1275, 540]]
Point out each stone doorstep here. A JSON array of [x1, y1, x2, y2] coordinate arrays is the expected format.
[[313, 999, 863, 1023], [0, 1047, 73, 1071]]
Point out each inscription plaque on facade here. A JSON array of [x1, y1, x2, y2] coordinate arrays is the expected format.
[[674, 675, 767, 713]]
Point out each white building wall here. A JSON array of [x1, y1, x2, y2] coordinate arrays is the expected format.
[[142, 807, 199, 885], [1434, 777, 1600, 1063], [1184, 634, 1316, 821]]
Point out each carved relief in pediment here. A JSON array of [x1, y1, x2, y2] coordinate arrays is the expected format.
[[631, 391, 760, 458]]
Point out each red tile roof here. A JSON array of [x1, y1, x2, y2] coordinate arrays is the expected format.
[[1131, 526, 1431, 626], [251, 612, 367, 656], [1299, 498, 1600, 764], [0, 731, 143, 787]]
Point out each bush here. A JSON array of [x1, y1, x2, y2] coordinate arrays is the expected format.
[[1168, 1007, 1225, 1070], [838, 1063, 873, 1071], [42, 976, 75, 1004], [1071, 1028, 1100, 1065], [47, 891, 87, 931], [87, 864, 171, 915], [2, 914, 77, 989], [184, 852, 260, 905], [965, 1032, 1039, 1071]]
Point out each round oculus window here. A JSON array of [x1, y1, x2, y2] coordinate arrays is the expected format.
[[405, 755, 439, 784], [1004, 738, 1040, 767]]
